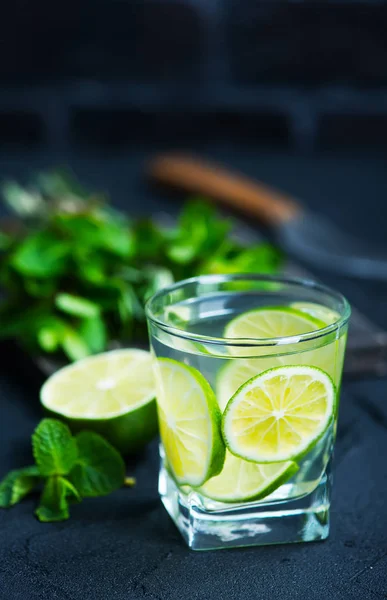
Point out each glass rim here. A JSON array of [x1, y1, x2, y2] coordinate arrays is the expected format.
[[145, 273, 351, 348]]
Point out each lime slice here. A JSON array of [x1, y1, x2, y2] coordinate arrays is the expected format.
[[154, 358, 225, 487], [40, 349, 158, 455], [291, 301, 346, 395], [217, 305, 341, 408], [217, 360, 261, 411], [224, 306, 324, 342], [290, 302, 339, 325], [199, 451, 298, 503], [216, 340, 341, 411], [222, 365, 335, 463]]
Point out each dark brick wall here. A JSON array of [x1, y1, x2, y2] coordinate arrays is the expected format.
[[227, 1, 387, 86], [2, 0, 387, 84], [1, 0, 387, 151]]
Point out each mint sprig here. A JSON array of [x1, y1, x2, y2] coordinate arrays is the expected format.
[[0, 418, 129, 522], [0, 170, 282, 363], [0, 466, 41, 507], [70, 432, 125, 497], [32, 419, 78, 476]]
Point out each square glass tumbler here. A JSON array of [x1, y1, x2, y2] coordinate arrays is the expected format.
[[145, 275, 350, 550]]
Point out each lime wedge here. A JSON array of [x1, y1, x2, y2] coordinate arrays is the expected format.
[[199, 451, 298, 503], [290, 302, 339, 325], [222, 365, 335, 463], [40, 349, 158, 455], [224, 306, 324, 342], [154, 358, 225, 487]]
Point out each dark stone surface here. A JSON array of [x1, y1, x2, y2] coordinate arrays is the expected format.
[[0, 147, 387, 599]]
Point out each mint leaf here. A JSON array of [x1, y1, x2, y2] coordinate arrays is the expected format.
[[35, 475, 78, 522], [36, 316, 67, 353], [0, 466, 41, 508], [11, 231, 70, 278], [61, 327, 91, 361], [97, 219, 134, 258], [79, 316, 107, 353], [70, 432, 125, 497], [32, 419, 78, 477], [61, 478, 81, 504], [55, 293, 100, 319], [166, 199, 232, 265], [37, 326, 61, 353]]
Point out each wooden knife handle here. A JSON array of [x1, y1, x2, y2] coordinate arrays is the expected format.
[[148, 154, 301, 225]]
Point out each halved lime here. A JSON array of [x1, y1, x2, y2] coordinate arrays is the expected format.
[[40, 349, 157, 455], [154, 358, 225, 487], [222, 365, 335, 463], [198, 451, 298, 503], [224, 306, 324, 343], [290, 302, 339, 325]]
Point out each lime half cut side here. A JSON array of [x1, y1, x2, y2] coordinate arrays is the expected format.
[[154, 358, 225, 487], [40, 349, 158, 455], [199, 451, 298, 503], [223, 365, 335, 463]]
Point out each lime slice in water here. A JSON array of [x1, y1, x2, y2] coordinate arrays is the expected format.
[[199, 451, 298, 503], [290, 302, 339, 325], [224, 306, 324, 343], [40, 349, 158, 455], [154, 358, 225, 487], [222, 365, 335, 463], [217, 306, 329, 408]]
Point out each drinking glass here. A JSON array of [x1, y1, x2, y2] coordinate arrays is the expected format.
[[146, 274, 350, 550]]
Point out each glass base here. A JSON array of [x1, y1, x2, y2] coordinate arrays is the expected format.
[[159, 465, 331, 551]]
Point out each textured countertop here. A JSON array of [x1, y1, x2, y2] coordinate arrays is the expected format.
[[1, 147, 387, 600]]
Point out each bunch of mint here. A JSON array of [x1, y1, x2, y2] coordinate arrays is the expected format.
[[0, 169, 282, 362], [0, 419, 131, 522]]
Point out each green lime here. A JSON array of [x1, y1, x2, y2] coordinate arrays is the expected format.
[[40, 349, 158, 455], [224, 306, 324, 344], [198, 451, 298, 503], [217, 305, 340, 408], [222, 365, 335, 463], [154, 358, 225, 487], [290, 302, 339, 325]]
